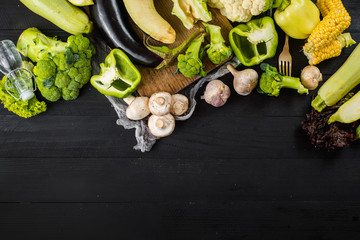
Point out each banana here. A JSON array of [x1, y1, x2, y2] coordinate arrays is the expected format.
[[123, 0, 176, 44]]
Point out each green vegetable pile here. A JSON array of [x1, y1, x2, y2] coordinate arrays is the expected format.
[[0, 76, 46, 118], [17, 28, 95, 102]]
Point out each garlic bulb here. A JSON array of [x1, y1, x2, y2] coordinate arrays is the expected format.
[[203, 80, 231, 107]]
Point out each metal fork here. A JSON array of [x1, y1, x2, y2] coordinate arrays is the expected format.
[[278, 35, 292, 76]]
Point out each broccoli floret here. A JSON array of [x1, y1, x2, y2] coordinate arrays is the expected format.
[[258, 63, 309, 97], [17, 28, 95, 101], [62, 80, 80, 101], [33, 60, 57, 79], [62, 87, 80, 101], [52, 53, 68, 71], [55, 72, 71, 89], [203, 23, 232, 64], [171, 0, 212, 29], [36, 77, 62, 102], [77, 66, 92, 85], [67, 34, 90, 54], [74, 52, 91, 68], [177, 33, 207, 78]]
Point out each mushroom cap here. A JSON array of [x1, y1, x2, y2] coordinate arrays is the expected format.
[[148, 114, 175, 138], [149, 92, 172, 116], [126, 97, 151, 120], [171, 94, 189, 116]]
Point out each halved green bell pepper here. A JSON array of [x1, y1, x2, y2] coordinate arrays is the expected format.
[[229, 16, 278, 67], [91, 49, 141, 98]]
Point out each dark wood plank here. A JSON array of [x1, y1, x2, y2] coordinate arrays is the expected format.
[[1, 157, 360, 202], [0, 202, 360, 240], [1, 113, 360, 159]]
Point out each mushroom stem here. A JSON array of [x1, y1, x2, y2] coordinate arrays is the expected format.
[[155, 119, 165, 128], [155, 97, 165, 105]]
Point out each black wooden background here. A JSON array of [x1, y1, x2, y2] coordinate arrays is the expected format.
[[1, 1, 360, 239]]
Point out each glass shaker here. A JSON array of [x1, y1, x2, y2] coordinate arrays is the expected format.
[[0, 40, 36, 101]]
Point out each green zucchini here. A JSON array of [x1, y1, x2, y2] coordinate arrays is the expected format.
[[328, 91, 360, 124], [312, 44, 360, 112], [20, 0, 93, 34]]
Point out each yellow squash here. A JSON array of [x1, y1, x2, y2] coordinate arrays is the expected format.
[[123, 0, 176, 44]]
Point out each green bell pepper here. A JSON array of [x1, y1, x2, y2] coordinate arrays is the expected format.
[[91, 49, 141, 98], [229, 16, 278, 67]]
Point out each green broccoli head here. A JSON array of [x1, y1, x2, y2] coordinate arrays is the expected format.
[[73, 52, 91, 68], [18, 28, 95, 102], [203, 23, 232, 65], [55, 71, 71, 89], [67, 34, 91, 54], [177, 33, 207, 78], [35, 77, 62, 102], [33, 60, 57, 79], [258, 63, 309, 97], [52, 53, 68, 71], [62, 80, 80, 101]]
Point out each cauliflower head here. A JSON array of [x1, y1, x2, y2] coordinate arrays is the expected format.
[[207, 0, 272, 22]]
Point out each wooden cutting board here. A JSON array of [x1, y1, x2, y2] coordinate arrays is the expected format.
[[132, 1, 233, 97]]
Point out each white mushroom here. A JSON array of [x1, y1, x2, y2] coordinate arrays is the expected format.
[[171, 94, 189, 116], [148, 114, 175, 137], [149, 92, 172, 116], [124, 96, 151, 120]]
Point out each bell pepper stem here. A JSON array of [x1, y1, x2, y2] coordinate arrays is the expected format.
[[272, 0, 283, 8], [277, 0, 290, 11]]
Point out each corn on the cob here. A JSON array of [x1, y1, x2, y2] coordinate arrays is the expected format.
[[304, 33, 355, 65], [304, 0, 351, 53], [317, 0, 330, 16]]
